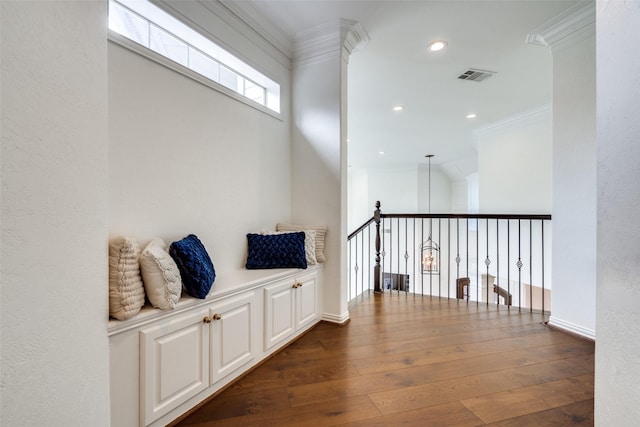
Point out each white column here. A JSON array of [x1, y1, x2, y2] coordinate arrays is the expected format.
[[291, 20, 368, 323], [527, 1, 596, 339]]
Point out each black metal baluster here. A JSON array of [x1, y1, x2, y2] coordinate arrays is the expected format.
[[529, 219, 533, 313], [456, 218, 461, 296], [541, 220, 545, 313], [485, 218, 490, 305], [439, 218, 443, 298], [507, 220, 511, 309], [476, 218, 479, 304], [447, 217, 451, 300], [496, 218, 499, 307], [412, 218, 416, 296], [421, 218, 424, 296]]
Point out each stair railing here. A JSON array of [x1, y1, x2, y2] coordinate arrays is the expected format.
[[347, 201, 552, 313]]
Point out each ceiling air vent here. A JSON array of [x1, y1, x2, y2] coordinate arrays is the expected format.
[[458, 68, 496, 82]]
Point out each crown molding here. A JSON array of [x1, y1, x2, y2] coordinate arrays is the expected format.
[[218, 0, 294, 59], [294, 19, 369, 66], [474, 104, 552, 144], [526, 0, 595, 54], [170, 0, 291, 69]]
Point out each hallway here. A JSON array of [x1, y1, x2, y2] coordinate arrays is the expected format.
[[175, 294, 594, 426]]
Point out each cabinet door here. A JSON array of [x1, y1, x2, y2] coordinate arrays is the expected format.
[[209, 292, 257, 384], [264, 279, 296, 350], [140, 308, 210, 426], [295, 272, 319, 330]]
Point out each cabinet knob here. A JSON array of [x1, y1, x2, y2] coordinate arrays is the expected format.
[[292, 283, 298, 289], [212, 313, 222, 321], [203, 316, 212, 324]]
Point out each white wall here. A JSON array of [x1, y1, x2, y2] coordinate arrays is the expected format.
[[370, 166, 418, 213], [347, 169, 370, 232], [548, 28, 596, 338], [450, 180, 468, 213], [417, 164, 451, 213], [1, 2, 110, 425], [347, 164, 452, 232], [596, 0, 640, 423], [108, 37, 291, 273], [476, 106, 552, 214]]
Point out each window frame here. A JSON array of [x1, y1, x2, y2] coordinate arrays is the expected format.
[[108, 0, 282, 119]]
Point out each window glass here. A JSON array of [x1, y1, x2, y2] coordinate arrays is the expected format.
[[108, 0, 281, 114], [150, 25, 188, 66]]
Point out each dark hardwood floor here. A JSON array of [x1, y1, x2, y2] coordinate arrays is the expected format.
[[174, 293, 594, 426]]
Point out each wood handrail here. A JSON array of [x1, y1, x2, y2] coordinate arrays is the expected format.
[[347, 216, 374, 240], [380, 213, 552, 220]]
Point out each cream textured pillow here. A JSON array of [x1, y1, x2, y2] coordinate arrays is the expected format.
[[140, 238, 182, 310], [262, 230, 317, 265], [109, 236, 145, 320], [277, 223, 327, 262]]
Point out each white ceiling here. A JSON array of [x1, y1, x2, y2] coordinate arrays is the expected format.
[[227, 0, 580, 180]]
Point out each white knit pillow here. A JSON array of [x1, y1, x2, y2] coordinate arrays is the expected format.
[[277, 223, 327, 262], [139, 238, 182, 310], [109, 236, 145, 320]]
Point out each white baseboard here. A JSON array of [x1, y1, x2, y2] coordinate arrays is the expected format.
[[548, 316, 596, 340], [322, 311, 350, 325]]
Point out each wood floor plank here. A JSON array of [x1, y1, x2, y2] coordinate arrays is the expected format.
[[351, 333, 591, 375], [334, 401, 484, 427], [461, 374, 594, 423], [367, 359, 591, 415], [174, 294, 594, 427], [484, 399, 594, 426], [287, 341, 593, 407]]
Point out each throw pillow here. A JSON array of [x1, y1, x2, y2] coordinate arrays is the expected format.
[[109, 236, 146, 320], [276, 223, 328, 262], [261, 229, 317, 265], [139, 238, 182, 310], [246, 232, 307, 269], [169, 234, 216, 299]]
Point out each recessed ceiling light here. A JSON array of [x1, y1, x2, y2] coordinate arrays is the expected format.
[[379, 151, 385, 155], [346, 138, 351, 143], [393, 106, 404, 111], [427, 40, 448, 52], [466, 113, 477, 119]]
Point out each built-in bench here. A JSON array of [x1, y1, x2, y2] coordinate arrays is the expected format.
[[108, 264, 323, 427]]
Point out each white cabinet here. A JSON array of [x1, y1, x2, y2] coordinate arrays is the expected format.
[[209, 292, 258, 384], [140, 292, 258, 426], [264, 271, 319, 351], [109, 266, 322, 427], [140, 308, 210, 425]]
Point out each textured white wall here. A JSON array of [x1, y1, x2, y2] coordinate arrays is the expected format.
[[417, 164, 451, 213], [347, 164, 452, 226], [347, 169, 370, 232], [595, 0, 640, 423], [369, 166, 418, 213], [549, 34, 596, 339], [108, 43, 291, 273], [1, 2, 110, 425], [476, 107, 552, 214]]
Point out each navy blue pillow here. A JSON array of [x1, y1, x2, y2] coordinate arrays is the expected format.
[[246, 232, 307, 269], [169, 234, 216, 299]]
